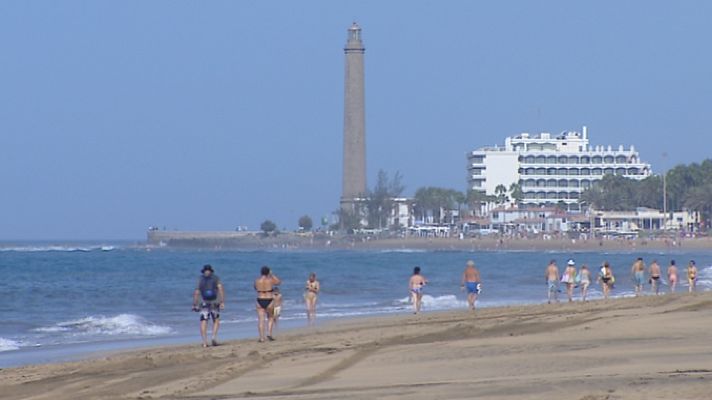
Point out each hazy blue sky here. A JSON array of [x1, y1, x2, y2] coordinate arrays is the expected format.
[[1, 1, 710, 240]]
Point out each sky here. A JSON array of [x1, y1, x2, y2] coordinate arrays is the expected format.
[[1, 1, 711, 240]]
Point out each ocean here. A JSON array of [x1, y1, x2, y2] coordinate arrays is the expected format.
[[1, 244, 711, 367]]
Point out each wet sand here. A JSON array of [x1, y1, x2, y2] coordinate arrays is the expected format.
[[2, 293, 711, 400]]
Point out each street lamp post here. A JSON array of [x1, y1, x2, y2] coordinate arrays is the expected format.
[[662, 152, 668, 230]]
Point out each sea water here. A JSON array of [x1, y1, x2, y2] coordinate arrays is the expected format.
[[1, 244, 711, 367]]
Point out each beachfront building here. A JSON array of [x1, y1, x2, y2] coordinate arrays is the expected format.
[[467, 126, 652, 210], [592, 208, 698, 234]]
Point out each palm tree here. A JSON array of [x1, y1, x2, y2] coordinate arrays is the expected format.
[[495, 184, 509, 205], [467, 190, 488, 216], [684, 183, 712, 231], [509, 182, 524, 205]]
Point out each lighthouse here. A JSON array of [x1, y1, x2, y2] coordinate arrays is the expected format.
[[340, 22, 367, 212]]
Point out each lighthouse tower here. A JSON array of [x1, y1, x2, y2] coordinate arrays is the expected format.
[[340, 22, 367, 212]]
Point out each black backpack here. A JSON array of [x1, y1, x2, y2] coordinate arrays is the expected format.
[[199, 275, 219, 301]]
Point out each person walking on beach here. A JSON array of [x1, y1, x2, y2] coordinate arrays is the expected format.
[[599, 262, 615, 299], [562, 259, 577, 302], [668, 260, 679, 293], [545, 260, 560, 304], [631, 257, 646, 296], [304, 272, 320, 325], [577, 265, 592, 302], [254, 266, 281, 342], [461, 260, 481, 311], [649, 260, 662, 295], [687, 260, 698, 293], [192, 264, 225, 348], [409, 266, 428, 314]]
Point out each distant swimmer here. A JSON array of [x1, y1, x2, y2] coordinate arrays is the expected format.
[[631, 257, 646, 296], [649, 259, 662, 295], [562, 259, 577, 303], [577, 265, 592, 302], [192, 264, 225, 348], [545, 260, 560, 304], [668, 260, 679, 293], [461, 260, 481, 311], [304, 272, 320, 325], [687, 260, 698, 293], [409, 266, 428, 314], [254, 266, 281, 342], [599, 262, 615, 299]]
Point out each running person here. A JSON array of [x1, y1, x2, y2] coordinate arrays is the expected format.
[[304, 272, 320, 325], [409, 266, 428, 314], [461, 260, 481, 310], [631, 257, 646, 296], [599, 262, 615, 300], [668, 260, 679, 293], [562, 259, 577, 302], [254, 266, 281, 342], [545, 260, 560, 304], [649, 260, 662, 295], [192, 265, 225, 348], [687, 260, 698, 293], [577, 265, 592, 302]]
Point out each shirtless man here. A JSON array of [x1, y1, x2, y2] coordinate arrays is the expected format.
[[667, 260, 679, 293], [409, 266, 428, 314], [649, 260, 662, 295], [687, 260, 698, 293], [254, 266, 281, 342], [545, 260, 560, 304], [461, 260, 481, 310], [631, 258, 646, 296]]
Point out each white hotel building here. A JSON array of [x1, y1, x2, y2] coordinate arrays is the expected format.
[[467, 126, 651, 210]]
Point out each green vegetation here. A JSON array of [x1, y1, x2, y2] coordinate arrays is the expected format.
[[298, 215, 313, 231], [580, 159, 712, 229], [260, 219, 277, 236], [413, 187, 463, 224], [365, 170, 405, 229]]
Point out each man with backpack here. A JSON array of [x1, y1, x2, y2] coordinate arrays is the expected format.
[[192, 264, 225, 347]]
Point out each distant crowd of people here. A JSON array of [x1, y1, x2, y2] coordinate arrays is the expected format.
[[545, 258, 699, 304], [190, 257, 699, 347]]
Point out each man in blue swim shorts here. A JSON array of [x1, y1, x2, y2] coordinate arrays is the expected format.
[[461, 260, 482, 310], [545, 260, 560, 304]]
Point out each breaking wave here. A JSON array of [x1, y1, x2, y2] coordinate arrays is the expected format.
[[32, 314, 172, 337]]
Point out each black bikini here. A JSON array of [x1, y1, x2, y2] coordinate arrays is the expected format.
[[256, 288, 273, 309]]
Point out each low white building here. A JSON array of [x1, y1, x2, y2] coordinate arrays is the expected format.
[[468, 126, 652, 210]]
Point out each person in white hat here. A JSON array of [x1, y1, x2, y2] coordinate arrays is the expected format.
[[562, 259, 577, 302]]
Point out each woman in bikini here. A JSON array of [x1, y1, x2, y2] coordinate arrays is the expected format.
[[304, 272, 320, 325], [577, 265, 592, 302], [254, 266, 281, 342], [667, 260, 679, 293], [598, 262, 614, 300], [562, 259, 577, 302], [687, 260, 698, 293]]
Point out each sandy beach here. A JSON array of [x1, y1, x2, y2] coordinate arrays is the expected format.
[[2, 293, 711, 400]]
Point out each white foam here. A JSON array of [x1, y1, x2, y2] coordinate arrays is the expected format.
[[0, 338, 21, 352], [379, 249, 428, 253], [0, 245, 118, 253], [33, 314, 172, 337], [397, 294, 468, 310]]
